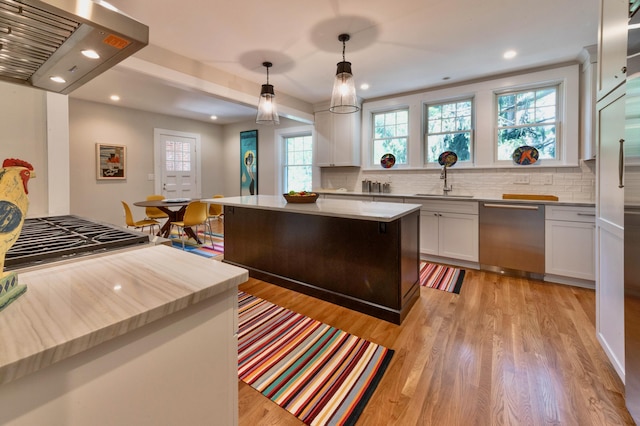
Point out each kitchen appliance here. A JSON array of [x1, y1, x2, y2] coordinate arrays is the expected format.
[[625, 8, 640, 423], [479, 202, 545, 279], [0, 0, 149, 94], [5, 215, 150, 270]]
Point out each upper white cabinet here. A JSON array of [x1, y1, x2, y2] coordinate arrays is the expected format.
[[315, 110, 361, 167], [597, 0, 628, 100]]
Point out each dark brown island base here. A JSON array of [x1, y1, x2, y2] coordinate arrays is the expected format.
[[205, 195, 421, 324]]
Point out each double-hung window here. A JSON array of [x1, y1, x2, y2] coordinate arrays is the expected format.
[[496, 85, 559, 161], [425, 99, 473, 165], [372, 109, 409, 165], [283, 133, 313, 192]]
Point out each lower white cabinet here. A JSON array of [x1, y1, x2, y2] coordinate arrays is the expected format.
[[545, 205, 596, 281], [417, 200, 479, 262]]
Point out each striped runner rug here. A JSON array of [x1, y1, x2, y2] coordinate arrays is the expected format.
[[238, 291, 394, 426], [420, 262, 465, 294]]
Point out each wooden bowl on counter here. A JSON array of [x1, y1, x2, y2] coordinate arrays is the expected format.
[[283, 192, 319, 203]]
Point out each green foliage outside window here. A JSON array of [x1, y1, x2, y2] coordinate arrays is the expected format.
[[496, 87, 557, 160], [425, 100, 472, 164], [372, 110, 408, 164]]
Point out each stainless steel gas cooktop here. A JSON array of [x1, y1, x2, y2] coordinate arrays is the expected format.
[[5, 215, 150, 270]]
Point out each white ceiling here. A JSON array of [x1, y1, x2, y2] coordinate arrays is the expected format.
[[70, 0, 600, 124]]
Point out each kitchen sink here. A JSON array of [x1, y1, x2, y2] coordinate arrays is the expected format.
[[413, 193, 474, 198]]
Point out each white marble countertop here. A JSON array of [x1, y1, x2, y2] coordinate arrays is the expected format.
[[0, 244, 248, 385], [202, 195, 421, 222]]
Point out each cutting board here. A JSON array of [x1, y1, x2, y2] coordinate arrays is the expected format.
[[502, 193, 559, 201]]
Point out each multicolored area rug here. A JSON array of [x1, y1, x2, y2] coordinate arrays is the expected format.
[[170, 232, 224, 258], [420, 262, 465, 294], [238, 291, 394, 426]]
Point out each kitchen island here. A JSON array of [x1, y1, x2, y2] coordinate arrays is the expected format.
[[0, 244, 248, 426], [207, 195, 421, 324]]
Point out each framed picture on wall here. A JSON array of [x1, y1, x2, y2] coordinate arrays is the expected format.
[[96, 143, 126, 180], [240, 130, 258, 195]]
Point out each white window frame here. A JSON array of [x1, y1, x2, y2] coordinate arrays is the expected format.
[[275, 125, 316, 194], [371, 108, 410, 167], [423, 97, 474, 168], [360, 64, 578, 170], [494, 83, 562, 164]]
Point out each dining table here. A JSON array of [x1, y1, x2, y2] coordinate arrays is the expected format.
[[133, 198, 202, 243]]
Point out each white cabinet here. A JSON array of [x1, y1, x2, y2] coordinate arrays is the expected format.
[[595, 0, 628, 381], [545, 205, 596, 282], [416, 200, 478, 262], [315, 110, 361, 167], [597, 0, 628, 100]]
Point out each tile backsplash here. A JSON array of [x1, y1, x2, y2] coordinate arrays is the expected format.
[[320, 161, 596, 202]]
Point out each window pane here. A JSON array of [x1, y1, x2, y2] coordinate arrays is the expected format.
[[496, 85, 558, 162], [425, 98, 473, 164], [284, 134, 312, 192], [372, 109, 410, 165]]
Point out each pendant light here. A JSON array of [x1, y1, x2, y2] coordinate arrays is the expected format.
[[329, 34, 360, 114], [256, 61, 280, 125]]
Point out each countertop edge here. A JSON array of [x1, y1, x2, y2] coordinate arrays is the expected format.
[[315, 190, 595, 207], [0, 245, 249, 385]]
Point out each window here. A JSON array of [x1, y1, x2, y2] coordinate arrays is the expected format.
[[283, 133, 313, 192], [372, 109, 408, 165], [425, 99, 473, 164], [496, 85, 558, 161], [165, 139, 191, 171]]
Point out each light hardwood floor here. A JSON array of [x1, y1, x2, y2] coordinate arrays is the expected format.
[[206, 221, 635, 425], [237, 272, 635, 426]]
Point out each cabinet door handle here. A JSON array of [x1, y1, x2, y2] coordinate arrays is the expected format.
[[619, 138, 625, 188], [577, 213, 596, 217], [622, 66, 628, 74], [483, 203, 539, 210]]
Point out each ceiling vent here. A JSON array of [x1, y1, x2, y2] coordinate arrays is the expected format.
[[0, 0, 148, 94]]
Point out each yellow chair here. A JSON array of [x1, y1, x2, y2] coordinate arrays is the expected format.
[[170, 201, 211, 250], [207, 194, 224, 229], [145, 194, 169, 220], [121, 201, 160, 234]]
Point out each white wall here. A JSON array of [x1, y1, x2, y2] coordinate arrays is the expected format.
[[69, 99, 224, 226], [221, 117, 304, 197]]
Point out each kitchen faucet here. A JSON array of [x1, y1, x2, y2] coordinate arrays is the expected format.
[[441, 165, 452, 195]]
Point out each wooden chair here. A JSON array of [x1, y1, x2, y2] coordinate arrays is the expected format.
[[145, 194, 169, 220], [170, 201, 211, 250], [121, 201, 160, 234], [207, 194, 224, 229]]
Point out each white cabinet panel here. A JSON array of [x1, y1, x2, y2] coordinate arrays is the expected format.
[[315, 110, 361, 167], [597, 0, 628, 100], [545, 219, 595, 280], [417, 201, 479, 262]]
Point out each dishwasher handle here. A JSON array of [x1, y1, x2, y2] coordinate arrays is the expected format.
[[483, 203, 540, 210]]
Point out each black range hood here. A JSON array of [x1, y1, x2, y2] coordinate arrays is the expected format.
[[0, 0, 148, 94]]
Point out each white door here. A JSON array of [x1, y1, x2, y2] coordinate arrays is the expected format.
[[154, 129, 201, 199]]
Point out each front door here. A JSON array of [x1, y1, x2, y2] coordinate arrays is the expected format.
[[154, 129, 201, 199]]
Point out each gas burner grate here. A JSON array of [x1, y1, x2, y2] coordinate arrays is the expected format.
[[5, 215, 150, 270]]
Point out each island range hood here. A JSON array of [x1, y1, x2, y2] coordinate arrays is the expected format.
[[0, 0, 148, 94]]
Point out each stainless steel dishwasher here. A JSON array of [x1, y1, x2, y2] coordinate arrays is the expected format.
[[479, 202, 545, 279]]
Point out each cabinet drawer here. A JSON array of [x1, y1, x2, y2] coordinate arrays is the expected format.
[[415, 199, 478, 215], [545, 205, 595, 222]]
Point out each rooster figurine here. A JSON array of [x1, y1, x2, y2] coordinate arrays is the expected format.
[[0, 158, 35, 312]]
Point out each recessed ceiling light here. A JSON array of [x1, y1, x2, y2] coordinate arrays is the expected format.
[[50, 76, 66, 83], [360, 83, 370, 90], [503, 50, 517, 59], [210, 115, 218, 120], [110, 95, 120, 101], [81, 49, 100, 59]]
